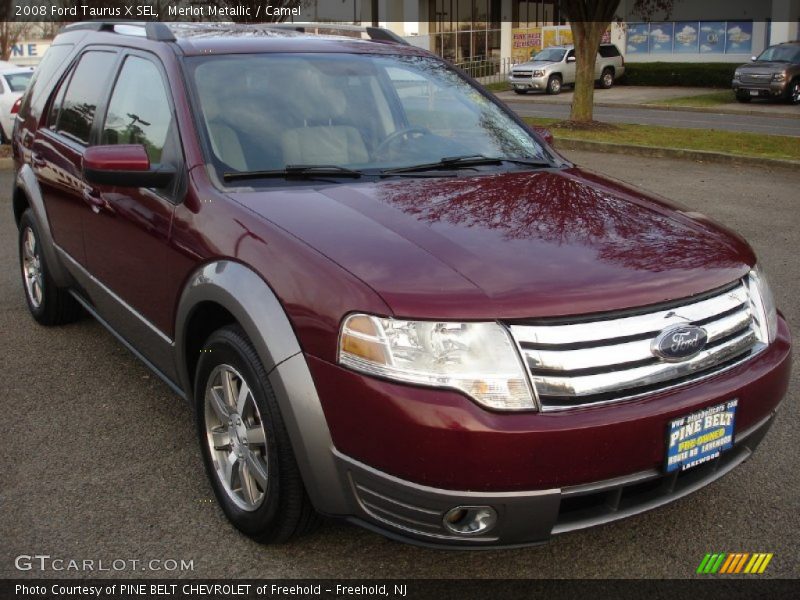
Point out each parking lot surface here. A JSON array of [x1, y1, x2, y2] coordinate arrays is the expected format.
[[1, 153, 798, 578]]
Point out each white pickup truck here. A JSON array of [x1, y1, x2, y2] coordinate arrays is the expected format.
[[508, 43, 626, 95]]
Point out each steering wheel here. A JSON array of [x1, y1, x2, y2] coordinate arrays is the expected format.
[[374, 127, 431, 157]]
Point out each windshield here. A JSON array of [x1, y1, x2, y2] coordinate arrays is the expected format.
[[186, 53, 548, 182], [532, 48, 566, 62], [4, 71, 32, 92], [756, 46, 800, 63]]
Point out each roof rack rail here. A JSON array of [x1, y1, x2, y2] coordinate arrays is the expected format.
[[267, 23, 409, 45], [60, 21, 176, 43]]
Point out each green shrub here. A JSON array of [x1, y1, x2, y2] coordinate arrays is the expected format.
[[622, 62, 738, 87]]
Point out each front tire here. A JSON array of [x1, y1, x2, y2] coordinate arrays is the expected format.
[[787, 79, 800, 105], [195, 324, 320, 543], [546, 75, 562, 95], [18, 209, 81, 326]]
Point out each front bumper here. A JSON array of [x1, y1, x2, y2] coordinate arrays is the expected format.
[[333, 411, 776, 548], [509, 75, 548, 91], [733, 80, 788, 98], [309, 316, 790, 547]]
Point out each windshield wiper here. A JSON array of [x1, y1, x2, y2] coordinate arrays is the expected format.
[[223, 164, 362, 182], [380, 154, 551, 176]]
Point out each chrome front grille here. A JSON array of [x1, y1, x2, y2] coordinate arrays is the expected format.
[[508, 280, 765, 411], [511, 70, 533, 78], [741, 74, 772, 85]]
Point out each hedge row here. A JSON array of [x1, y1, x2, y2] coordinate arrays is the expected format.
[[621, 62, 738, 87]]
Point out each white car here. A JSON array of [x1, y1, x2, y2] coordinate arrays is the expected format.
[[0, 66, 34, 143]]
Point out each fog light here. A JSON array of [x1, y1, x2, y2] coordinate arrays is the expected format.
[[442, 506, 497, 535]]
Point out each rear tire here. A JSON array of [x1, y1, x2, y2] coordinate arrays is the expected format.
[[546, 75, 562, 95], [195, 324, 320, 543], [18, 209, 81, 326], [600, 68, 615, 89]]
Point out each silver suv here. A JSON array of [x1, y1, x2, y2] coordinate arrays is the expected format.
[[509, 44, 625, 95]]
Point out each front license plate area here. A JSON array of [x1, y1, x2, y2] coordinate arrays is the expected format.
[[666, 400, 737, 473], [750, 90, 760, 96]]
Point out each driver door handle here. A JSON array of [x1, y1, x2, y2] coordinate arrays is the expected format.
[[82, 189, 105, 214]]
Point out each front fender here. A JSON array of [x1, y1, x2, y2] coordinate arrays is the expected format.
[[175, 260, 350, 515]]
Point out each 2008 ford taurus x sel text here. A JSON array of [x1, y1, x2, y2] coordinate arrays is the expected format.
[[11, 22, 791, 548]]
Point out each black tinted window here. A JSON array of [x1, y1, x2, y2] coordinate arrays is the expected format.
[[599, 45, 621, 58], [56, 51, 117, 144], [102, 56, 173, 163]]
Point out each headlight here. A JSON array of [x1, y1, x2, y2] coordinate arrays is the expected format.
[[533, 70, 546, 77], [338, 314, 536, 411], [733, 71, 741, 80], [747, 266, 778, 344], [773, 72, 786, 82]]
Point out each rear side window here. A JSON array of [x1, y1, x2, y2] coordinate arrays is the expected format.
[[53, 51, 117, 145], [599, 45, 621, 58], [4, 71, 33, 92], [101, 56, 173, 163]]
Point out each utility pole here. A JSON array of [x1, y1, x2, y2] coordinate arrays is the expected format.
[[371, 0, 379, 26]]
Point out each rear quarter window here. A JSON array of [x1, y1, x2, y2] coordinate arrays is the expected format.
[[18, 44, 73, 120], [599, 45, 621, 58]]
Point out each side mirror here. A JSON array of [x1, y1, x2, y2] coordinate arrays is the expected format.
[[567, 56, 576, 63], [534, 126, 554, 145], [83, 144, 175, 188], [751, 56, 757, 61]]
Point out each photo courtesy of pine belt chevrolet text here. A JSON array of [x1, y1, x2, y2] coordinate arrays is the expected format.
[[10, 21, 792, 548]]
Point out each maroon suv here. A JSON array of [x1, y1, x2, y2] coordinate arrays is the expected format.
[[11, 22, 791, 548]]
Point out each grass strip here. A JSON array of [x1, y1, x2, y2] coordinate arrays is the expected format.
[[522, 117, 800, 162]]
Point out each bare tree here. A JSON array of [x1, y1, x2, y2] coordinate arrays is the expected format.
[[0, 22, 32, 61], [562, 0, 675, 123]]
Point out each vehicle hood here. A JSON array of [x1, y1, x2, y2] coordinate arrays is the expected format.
[[513, 60, 557, 69], [228, 168, 754, 320], [738, 61, 791, 73]]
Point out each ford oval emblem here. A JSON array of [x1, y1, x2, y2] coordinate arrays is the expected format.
[[651, 325, 708, 362]]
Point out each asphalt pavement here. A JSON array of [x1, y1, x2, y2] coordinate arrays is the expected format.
[[1, 155, 799, 579], [502, 99, 800, 136]]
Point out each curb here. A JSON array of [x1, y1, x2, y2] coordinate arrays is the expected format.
[[610, 101, 800, 119], [497, 92, 800, 120], [555, 138, 800, 170]]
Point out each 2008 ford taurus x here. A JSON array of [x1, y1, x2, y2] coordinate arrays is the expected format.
[[11, 22, 791, 547]]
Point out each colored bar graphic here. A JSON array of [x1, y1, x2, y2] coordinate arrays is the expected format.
[[698, 553, 772, 574], [758, 554, 773, 573], [719, 554, 736, 573], [711, 553, 726, 573], [697, 554, 712, 574]]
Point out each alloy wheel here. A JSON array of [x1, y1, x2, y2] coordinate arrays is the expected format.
[[791, 81, 800, 105], [204, 364, 269, 511], [603, 72, 613, 87], [21, 227, 43, 309]]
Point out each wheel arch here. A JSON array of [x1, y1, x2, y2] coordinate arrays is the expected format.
[[174, 260, 350, 515], [14, 165, 70, 287]]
